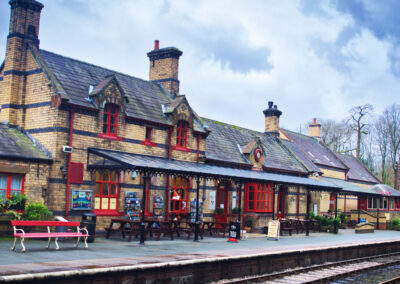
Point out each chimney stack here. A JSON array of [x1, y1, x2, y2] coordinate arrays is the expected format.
[[263, 101, 282, 137], [147, 40, 183, 95], [308, 118, 321, 139], [0, 0, 44, 125]]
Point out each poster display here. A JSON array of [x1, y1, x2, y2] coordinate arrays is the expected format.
[[71, 189, 93, 210], [267, 220, 280, 240], [232, 192, 237, 209], [209, 191, 216, 210]]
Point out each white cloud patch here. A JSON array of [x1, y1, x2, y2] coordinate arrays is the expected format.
[[0, 0, 398, 132]]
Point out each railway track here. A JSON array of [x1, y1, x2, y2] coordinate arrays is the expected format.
[[213, 252, 400, 284]]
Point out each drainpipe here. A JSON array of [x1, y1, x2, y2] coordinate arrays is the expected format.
[[196, 134, 200, 163], [297, 186, 300, 219], [168, 127, 173, 159], [65, 109, 75, 219]]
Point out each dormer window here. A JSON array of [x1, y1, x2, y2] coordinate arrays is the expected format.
[[141, 127, 156, 147], [103, 104, 119, 136], [176, 120, 188, 148]]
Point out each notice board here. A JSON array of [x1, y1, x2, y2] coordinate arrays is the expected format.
[[71, 189, 93, 210], [267, 220, 280, 240]]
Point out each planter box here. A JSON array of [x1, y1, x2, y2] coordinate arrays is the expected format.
[[0, 215, 13, 236]]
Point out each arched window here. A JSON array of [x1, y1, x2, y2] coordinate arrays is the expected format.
[[170, 176, 188, 214], [176, 120, 188, 148], [103, 104, 119, 136]]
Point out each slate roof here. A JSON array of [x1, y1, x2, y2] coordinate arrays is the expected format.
[[282, 129, 348, 170], [339, 154, 380, 184], [0, 123, 51, 162], [281, 139, 321, 173], [201, 118, 308, 174], [368, 184, 400, 197], [37, 49, 173, 125], [322, 177, 379, 196]]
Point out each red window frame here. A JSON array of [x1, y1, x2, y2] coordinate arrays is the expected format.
[[0, 173, 24, 203], [176, 121, 188, 149], [170, 176, 188, 214], [103, 104, 119, 136], [396, 198, 400, 210], [245, 183, 273, 212], [141, 127, 156, 147], [94, 171, 119, 215]]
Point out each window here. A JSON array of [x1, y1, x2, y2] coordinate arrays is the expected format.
[[0, 174, 24, 204], [141, 127, 156, 147], [380, 197, 388, 210], [170, 176, 188, 214], [94, 171, 119, 214], [396, 199, 400, 210], [176, 121, 188, 148], [103, 104, 119, 136], [245, 183, 273, 212], [390, 198, 395, 210], [368, 197, 377, 209]]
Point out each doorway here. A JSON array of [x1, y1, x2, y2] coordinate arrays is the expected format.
[[216, 186, 228, 223], [277, 186, 287, 219]]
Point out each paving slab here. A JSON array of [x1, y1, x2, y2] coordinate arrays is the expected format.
[[0, 229, 399, 281]]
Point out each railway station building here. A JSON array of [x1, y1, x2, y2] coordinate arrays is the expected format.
[[0, 0, 396, 232]]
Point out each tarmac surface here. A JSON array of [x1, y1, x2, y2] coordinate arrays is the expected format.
[[0, 229, 400, 281]]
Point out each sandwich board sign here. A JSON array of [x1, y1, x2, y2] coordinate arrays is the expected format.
[[267, 220, 280, 240]]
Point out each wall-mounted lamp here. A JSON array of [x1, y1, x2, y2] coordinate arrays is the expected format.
[[131, 171, 137, 179], [42, 188, 47, 198]]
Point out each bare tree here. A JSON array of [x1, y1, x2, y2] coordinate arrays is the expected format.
[[374, 115, 390, 183], [348, 104, 374, 160], [383, 104, 400, 189], [320, 119, 354, 153]]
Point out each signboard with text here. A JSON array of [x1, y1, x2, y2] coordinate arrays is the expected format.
[[267, 220, 280, 240], [71, 189, 92, 210]]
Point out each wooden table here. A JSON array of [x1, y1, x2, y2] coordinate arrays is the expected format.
[[105, 219, 141, 241]]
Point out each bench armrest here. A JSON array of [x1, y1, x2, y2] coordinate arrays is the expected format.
[[13, 228, 25, 237], [79, 227, 89, 235]]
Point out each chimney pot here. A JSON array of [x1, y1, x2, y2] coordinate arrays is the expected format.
[[274, 105, 277, 109], [313, 117, 317, 124], [154, 40, 159, 50], [268, 101, 273, 108]]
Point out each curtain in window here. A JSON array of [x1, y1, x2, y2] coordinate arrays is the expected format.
[[0, 175, 7, 189], [10, 176, 22, 196]]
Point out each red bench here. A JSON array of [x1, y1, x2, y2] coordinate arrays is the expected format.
[[10, 220, 89, 252]]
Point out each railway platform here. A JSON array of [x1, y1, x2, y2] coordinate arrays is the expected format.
[[0, 229, 400, 283]]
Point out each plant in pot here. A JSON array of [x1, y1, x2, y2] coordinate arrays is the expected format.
[[232, 207, 240, 214], [215, 207, 224, 215], [24, 203, 52, 220], [319, 216, 330, 232], [244, 217, 254, 233]]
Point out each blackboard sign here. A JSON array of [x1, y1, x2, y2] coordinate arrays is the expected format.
[[228, 222, 240, 242], [71, 189, 92, 210]]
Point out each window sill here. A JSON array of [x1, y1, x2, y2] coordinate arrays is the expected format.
[[94, 210, 122, 216], [173, 145, 191, 152], [98, 133, 122, 141], [141, 140, 156, 147]]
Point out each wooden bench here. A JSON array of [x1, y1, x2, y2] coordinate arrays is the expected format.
[[11, 220, 89, 252]]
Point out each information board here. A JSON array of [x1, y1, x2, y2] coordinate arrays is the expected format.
[[228, 222, 240, 242], [267, 220, 280, 240], [71, 189, 92, 210]]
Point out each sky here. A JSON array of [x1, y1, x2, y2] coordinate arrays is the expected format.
[[0, 0, 399, 132]]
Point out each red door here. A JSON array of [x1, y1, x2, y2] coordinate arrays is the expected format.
[[277, 191, 285, 219], [216, 187, 228, 223], [329, 193, 336, 211]]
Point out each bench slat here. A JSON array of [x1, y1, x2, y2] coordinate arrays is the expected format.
[[14, 232, 88, 238], [11, 221, 81, 227]]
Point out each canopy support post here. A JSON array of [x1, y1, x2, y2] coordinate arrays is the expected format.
[[272, 185, 276, 220], [140, 171, 148, 245], [194, 177, 201, 242], [377, 197, 380, 230], [237, 181, 242, 239], [358, 196, 361, 223], [334, 192, 338, 234], [306, 190, 310, 236]]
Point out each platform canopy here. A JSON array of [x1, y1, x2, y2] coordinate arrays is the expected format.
[[87, 148, 341, 192], [368, 184, 400, 197], [322, 177, 380, 196]]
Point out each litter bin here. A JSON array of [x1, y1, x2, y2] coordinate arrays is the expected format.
[[81, 213, 96, 243], [55, 216, 68, 240]]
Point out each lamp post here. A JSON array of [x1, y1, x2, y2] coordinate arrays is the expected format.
[[140, 172, 148, 245], [237, 181, 242, 240], [194, 177, 201, 242]]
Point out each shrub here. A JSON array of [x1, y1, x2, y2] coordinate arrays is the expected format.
[[308, 212, 316, 220], [24, 203, 52, 220], [391, 217, 400, 229], [319, 216, 330, 226]]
